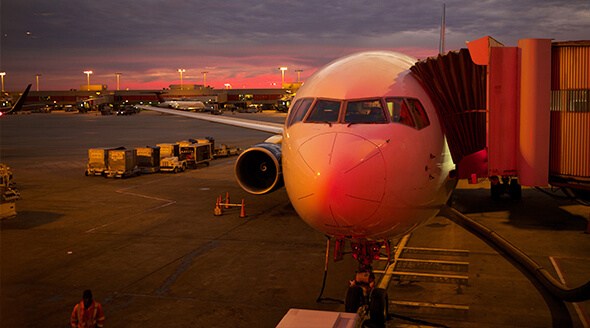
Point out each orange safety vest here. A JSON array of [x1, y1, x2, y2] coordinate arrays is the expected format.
[[70, 300, 105, 328]]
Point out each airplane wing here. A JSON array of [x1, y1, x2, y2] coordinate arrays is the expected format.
[[135, 105, 284, 135], [1, 84, 32, 115]]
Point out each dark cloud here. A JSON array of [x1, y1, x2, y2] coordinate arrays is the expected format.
[[1, 0, 588, 90]]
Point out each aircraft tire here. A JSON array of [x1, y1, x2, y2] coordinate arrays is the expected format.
[[345, 286, 363, 313], [369, 288, 388, 327], [509, 179, 521, 200], [491, 183, 502, 201]]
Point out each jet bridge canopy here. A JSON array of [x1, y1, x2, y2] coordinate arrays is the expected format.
[[411, 36, 589, 193], [410, 48, 487, 179]]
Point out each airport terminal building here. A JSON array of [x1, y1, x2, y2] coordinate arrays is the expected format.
[[7, 83, 300, 111]]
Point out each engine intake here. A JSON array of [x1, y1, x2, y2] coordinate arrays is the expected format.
[[235, 143, 283, 194]]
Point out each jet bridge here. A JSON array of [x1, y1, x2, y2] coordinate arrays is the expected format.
[[411, 37, 590, 199]]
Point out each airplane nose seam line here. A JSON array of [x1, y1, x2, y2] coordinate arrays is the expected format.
[[345, 194, 381, 203], [344, 150, 381, 174], [298, 149, 316, 174], [298, 193, 314, 200], [329, 204, 340, 227], [329, 133, 338, 165]]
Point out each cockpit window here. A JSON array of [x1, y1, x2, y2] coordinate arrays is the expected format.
[[306, 99, 341, 123], [386, 98, 415, 128], [287, 98, 314, 127], [406, 98, 430, 129], [344, 99, 387, 123]]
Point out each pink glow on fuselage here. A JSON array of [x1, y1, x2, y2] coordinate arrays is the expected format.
[[282, 51, 456, 241]]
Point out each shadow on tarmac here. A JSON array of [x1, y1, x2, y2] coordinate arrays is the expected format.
[[0, 211, 63, 229], [451, 187, 587, 231]]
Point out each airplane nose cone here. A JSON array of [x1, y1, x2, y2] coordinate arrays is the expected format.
[[296, 132, 386, 231]]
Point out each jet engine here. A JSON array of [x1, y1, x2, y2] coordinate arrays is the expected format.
[[235, 143, 283, 194]]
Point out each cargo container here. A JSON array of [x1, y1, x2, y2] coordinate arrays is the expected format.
[[86, 147, 124, 176], [180, 143, 212, 168], [136, 146, 160, 173], [105, 149, 139, 178], [1, 164, 20, 220], [177, 137, 215, 158]]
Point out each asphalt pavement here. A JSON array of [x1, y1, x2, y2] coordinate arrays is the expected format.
[[1, 110, 588, 328]]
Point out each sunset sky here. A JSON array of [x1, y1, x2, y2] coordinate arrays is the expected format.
[[1, 0, 589, 91]]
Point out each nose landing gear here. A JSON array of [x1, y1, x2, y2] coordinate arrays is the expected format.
[[490, 176, 521, 201], [344, 240, 390, 328]]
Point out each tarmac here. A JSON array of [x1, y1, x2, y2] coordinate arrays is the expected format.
[[1, 110, 589, 328]]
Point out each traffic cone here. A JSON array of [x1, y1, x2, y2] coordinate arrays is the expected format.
[[240, 199, 247, 218], [225, 192, 230, 209], [214, 197, 223, 216]]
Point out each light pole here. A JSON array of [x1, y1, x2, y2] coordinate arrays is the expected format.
[[279, 67, 288, 85], [295, 69, 303, 83], [178, 69, 185, 90], [115, 73, 122, 91], [35, 74, 41, 91], [0, 72, 5, 92], [201, 71, 209, 87], [83, 71, 93, 90]]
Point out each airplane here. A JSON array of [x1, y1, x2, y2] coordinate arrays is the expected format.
[[136, 50, 456, 324], [0, 84, 32, 116], [153, 91, 206, 111], [136, 48, 590, 325]]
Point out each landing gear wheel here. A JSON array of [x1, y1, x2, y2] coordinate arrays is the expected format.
[[345, 286, 363, 313], [509, 179, 521, 200], [489, 176, 502, 200], [369, 288, 388, 327]]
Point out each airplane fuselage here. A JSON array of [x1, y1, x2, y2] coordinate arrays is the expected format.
[[282, 51, 456, 241]]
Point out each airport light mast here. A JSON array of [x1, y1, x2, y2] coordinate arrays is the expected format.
[[35, 74, 41, 91], [178, 69, 185, 90], [115, 73, 122, 91], [83, 71, 93, 90], [201, 71, 209, 87], [295, 69, 303, 83], [0, 72, 5, 92], [279, 67, 288, 85]]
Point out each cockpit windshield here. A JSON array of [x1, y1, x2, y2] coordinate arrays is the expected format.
[[286, 96, 430, 129], [287, 98, 314, 127], [306, 100, 342, 123], [344, 99, 387, 123]]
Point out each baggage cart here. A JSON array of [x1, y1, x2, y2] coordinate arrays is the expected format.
[[105, 149, 139, 178], [136, 146, 160, 173]]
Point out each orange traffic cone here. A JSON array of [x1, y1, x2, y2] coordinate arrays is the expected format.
[[225, 192, 230, 209], [240, 199, 247, 218], [214, 196, 223, 216]]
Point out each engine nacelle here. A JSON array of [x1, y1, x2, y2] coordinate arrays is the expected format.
[[235, 143, 283, 194]]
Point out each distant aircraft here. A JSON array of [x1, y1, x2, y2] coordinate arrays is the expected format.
[[153, 91, 206, 111], [136, 50, 456, 323], [0, 84, 32, 116]]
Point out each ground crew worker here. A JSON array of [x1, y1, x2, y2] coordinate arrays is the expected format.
[[70, 290, 105, 328]]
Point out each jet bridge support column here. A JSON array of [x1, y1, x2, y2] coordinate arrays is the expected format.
[[517, 38, 552, 187]]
